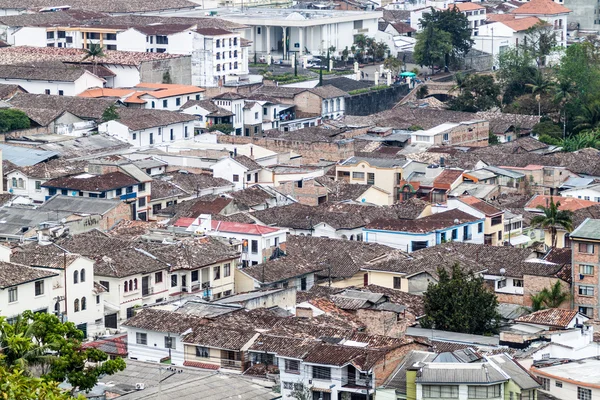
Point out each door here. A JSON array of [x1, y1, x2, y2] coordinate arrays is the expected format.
[[181, 274, 187, 290], [142, 276, 150, 296], [105, 313, 117, 329], [347, 365, 357, 385], [300, 277, 307, 291], [255, 172, 259, 182], [363, 273, 368, 287]]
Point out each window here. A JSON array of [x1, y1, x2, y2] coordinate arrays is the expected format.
[[491, 216, 502, 226], [468, 385, 501, 398], [18, 178, 24, 189], [155, 271, 163, 283], [251, 240, 258, 254], [579, 285, 594, 296], [185, 126, 189, 138], [579, 243, 595, 254], [393, 276, 401, 289], [35, 280, 44, 296], [45, 89, 51, 94], [139, 197, 146, 207], [539, 377, 550, 391], [312, 366, 331, 380], [132, 132, 137, 140], [579, 306, 593, 317], [171, 274, 178, 287], [214, 266, 221, 280], [81, 297, 86, 311], [497, 279, 507, 289], [196, 346, 209, 358], [423, 385, 459, 398], [352, 172, 365, 180], [285, 359, 299, 373], [283, 382, 293, 390], [513, 279, 523, 287], [99, 281, 109, 292], [581, 265, 594, 275], [134, 279, 138, 290], [216, 39, 221, 47], [247, 174, 252, 182], [126, 186, 134, 194], [578, 387, 592, 400], [96, 295, 100, 304], [478, 222, 483, 233], [74, 299, 79, 312], [452, 229, 458, 240], [58, 90, 64, 96], [11, 178, 16, 187], [441, 232, 446, 242], [164, 336, 175, 349], [47, 31, 54, 39], [555, 381, 563, 388], [73, 270, 79, 284], [233, 174, 239, 182], [191, 270, 199, 281], [80, 269, 85, 282], [224, 263, 231, 277], [126, 307, 134, 318], [8, 287, 17, 303], [136, 332, 147, 345]]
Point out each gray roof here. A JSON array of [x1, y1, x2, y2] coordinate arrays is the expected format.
[[341, 156, 408, 168], [406, 327, 500, 346], [416, 363, 508, 384], [570, 218, 600, 241], [488, 354, 540, 390], [449, 183, 498, 200], [0, 206, 72, 236], [560, 177, 595, 189], [172, 298, 241, 318], [0, 143, 58, 166], [38, 195, 122, 215], [466, 169, 497, 180], [383, 350, 437, 393], [482, 166, 525, 179]]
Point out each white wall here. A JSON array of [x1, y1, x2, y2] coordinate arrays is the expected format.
[[116, 29, 148, 52], [127, 327, 185, 365], [0, 73, 103, 96], [6, 171, 46, 203], [207, 229, 286, 265], [562, 187, 600, 202], [99, 120, 195, 148], [0, 277, 53, 319], [11, 26, 46, 46], [211, 158, 252, 191]]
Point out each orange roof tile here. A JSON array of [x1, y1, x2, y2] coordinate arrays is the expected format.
[[450, 2, 485, 11], [486, 14, 516, 22], [135, 83, 205, 98], [501, 16, 543, 31], [78, 88, 147, 104], [525, 195, 598, 212], [515, 308, 579, 328], [511, 0, 571, 15]]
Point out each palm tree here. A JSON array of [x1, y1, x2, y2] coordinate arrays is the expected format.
[[452, 71, 468, 94], [553, 79, 576, 139], [0, 316, 55, 374], [82, 42, 105, 77], [530, 281, 571, 311], [573, 101, 600, 132], [353, 34, 368, 62], [526, 71, 554, 116], [530, 197, 574, 248]]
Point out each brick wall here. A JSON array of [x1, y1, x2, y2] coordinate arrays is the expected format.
[[277, 179, 328, 206], [354, 309, 412, 337], [372, 342, 428, 387], [572, 240, 599, 319], [448, 121, 489, 147], [523, 275, 571, 308], [496, 292, 523, 305]]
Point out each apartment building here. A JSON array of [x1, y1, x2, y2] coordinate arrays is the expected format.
[[570, 218, 600, 320], [445, 195, 504, 246]]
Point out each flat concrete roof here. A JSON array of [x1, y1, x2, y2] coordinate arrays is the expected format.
[[535, 358, 600, 385]]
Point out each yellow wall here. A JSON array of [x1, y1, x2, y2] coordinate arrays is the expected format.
[[358, 186, 394, 206], [184, 345, 221, 367], [234, 269, 257, 293], [485, 214, 504, 246], [544, 229, 568, 249], [335, 161, 402, 195]]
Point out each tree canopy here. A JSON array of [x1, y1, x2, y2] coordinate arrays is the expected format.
[[0, 109, 30, 132], [448, 74, 501, 112], [419, 7, 473, 66], [529, 197, 573, 248], [413, 25, 452, 75], [0, 311, 126, 395], [420, 264, 500, 335], [530, 281, 571, 311]]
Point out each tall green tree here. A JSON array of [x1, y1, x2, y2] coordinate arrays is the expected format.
[[553, 79, 577, 139], [526, 70, 554, 116], [81, 42, 105, 77], [0, 364, 85, 400], [414, 25, 452, 75], [420, 7, 473, 67], [0, 311, 126, 394], [573, 101, 600, 133], [496, 47, 537, 105], [448, 74, 501, 112], [0, 109, 30, 132], [521, 23, 558, 68], [102, 105, 120, 122], [530, 197, 574, 248], [420, 264, 500, 335]]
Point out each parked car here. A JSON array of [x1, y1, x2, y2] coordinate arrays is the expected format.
[[306, 58, 322, 68]]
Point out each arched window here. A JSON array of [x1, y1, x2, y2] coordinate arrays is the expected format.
[[74, 299, 79, 312], [54, 301, 60, 314], [11, 177, 16, 187], [341, 234, 348, 240], [124, 283, 128, 293], [324, 101, 329, 113], [81, 297, 86, 311], [80, 269, 85, 283], [336, 98, 341, 111], [129, 280, 133, 291], [134, 278, 138, 290], [73, 270, 79, 284], [350, 235, 355, 241], [17, 178, 24, 188]]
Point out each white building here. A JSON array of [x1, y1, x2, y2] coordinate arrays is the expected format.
[[98, 108, 196, 148], [185, 214, 287, 266], [532, 357, 600, 400], [561, 183, 600, 202], [450, 2, 486, 36], [0, 64, 104, 96], [211, 155, 271, 191]]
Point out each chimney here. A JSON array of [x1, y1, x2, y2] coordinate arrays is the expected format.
[[425, 164, 442, 179], [250, 145, 254, 159], [234, 147, 237, 157]]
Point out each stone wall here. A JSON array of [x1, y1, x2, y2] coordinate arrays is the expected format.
[[355, 308, 413, 337], [277, 179, 328, 206], [345, 84, 410, 116], [140, 56, 193, 85]]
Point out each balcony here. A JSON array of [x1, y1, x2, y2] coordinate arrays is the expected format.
[[142, 287, 154, 297], [120, 192, 136, 201]]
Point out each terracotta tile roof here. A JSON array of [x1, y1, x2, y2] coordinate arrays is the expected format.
[[78, 88, 146, 104], [135, 83, 205, 98], [211, 220, 281, 235], [160, 195, 234, 220], [511, 0, 571, 15], [361, 284, 425, 317], [228, 186, 274, 207], [150, 179, 189, 201], [486, 14, 517, 22], [366, 209, 480, 233], [0, 0, 197, 14], [233, 155, 262, 171], [195, 27, 233, 36], [0, 261, 58, 288], [302, 343, 387, 370], [459, 195, 503, 216], [0, 83, 23, 99], [183, 361, 220, 369], [9, 92, 116, 120], [307, 85, 348, 99], [160, 171, 232, 194], [501, 16, 543, 31], [183, 324, 258, 350], [515, 308, 580, 328], [0, 62, 92, 82], [240, 255, 324, 284], [213, 92, 245, 100], [123, 308, 205, 333], [543, 247, 571, 266], [450, 2, 485, 11], [42, 171, 139, 192], [11, 249, 82, 270], [525, 195, 596, 212], [433, 169, 464, 188], [112, 108, 196, 131], [7, 159, 87, 179], [81, 333, 128, 357]]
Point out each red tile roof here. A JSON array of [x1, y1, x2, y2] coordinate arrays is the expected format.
[[501, 16, 543, 32], [511, 0, 571, 15], [515, 308, 580, 328], [459, 195, 503, 216], [434, 169, 464, 189], [174, 217, 195, 227], [183, 361, 220, 370], [525, 195, 597, 212], [211, 220, 281, 235], [450, 2, 485, 11]]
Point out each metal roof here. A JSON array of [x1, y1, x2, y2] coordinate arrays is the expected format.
[[341, 156, 408, 168], [559, 177, 595, 189], [488, 354, 540, 390], [571, 218, 600, 241], [416, 363, 508, 384], [483, 166, 525, 179], [38, 195, 122, 215], [0, 143, 58, 166]]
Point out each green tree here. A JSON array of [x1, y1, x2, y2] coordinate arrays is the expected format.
[[341, 46, 349, 66], [420, 264, 501, 335], [162, 70, 172, 84], [0, 109, 30, 132], [448, 74, 501, 112], [526, 70, 554, 116], [573, 101, 600, 132], [353, 34, 369, 62], [102, 105, 120, 122], [0, 311, 126, 394], [81, 42, 105, 77], [530, 281, 571, 311], [488, 132, 499, 145], [553, 79, 577, 139], [496, 47, 537, 105], [560, 130, 600, 152], [383, 56, 402, 76], [414, 25, 452, 75], [420, 7, 473, 66], [0, 364, 85, 400], [208, 123, 234, 134], [530, 197, 574, 248], [521, 23, 558, 68]]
